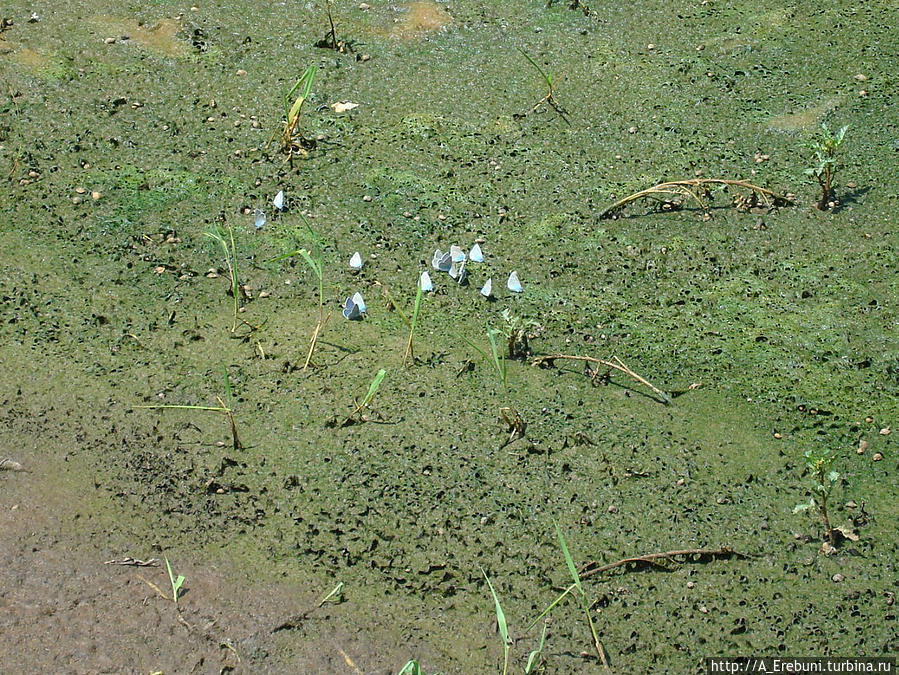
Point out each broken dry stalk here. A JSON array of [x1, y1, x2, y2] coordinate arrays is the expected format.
[[531, 353, 671, 404], [599, 178, 792, 219], [579, 546, 751, 581]]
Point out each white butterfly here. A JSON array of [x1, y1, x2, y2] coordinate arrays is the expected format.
[[507, 271, 523, 293], [469, 243, 484, 263], [480, 277, 493, 298], [449, 259, 468, 284], [349, 251, 363, 270], [432, 249, 451, 271], [273, 189, 285, 211], [419, 270, 433, 292], [343, 292, 366, 320], [450, 244, 466, 263], [253, 209, 266, 230]]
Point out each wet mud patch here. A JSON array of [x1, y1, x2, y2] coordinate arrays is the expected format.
[[88, 16, 190, 57]]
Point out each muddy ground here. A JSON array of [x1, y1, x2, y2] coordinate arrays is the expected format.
[[1, 0, 896, 672]]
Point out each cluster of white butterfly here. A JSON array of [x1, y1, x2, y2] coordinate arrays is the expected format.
[[427, 242, 522, 298], [253, 195, 522, 320]]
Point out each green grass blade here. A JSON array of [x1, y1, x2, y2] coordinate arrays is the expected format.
[[482, 570, 511, 646], [525, 621, 549, 674], [555, 522, 583, 593], [361, 369, 386, 408], [525, 581, 578, 631]]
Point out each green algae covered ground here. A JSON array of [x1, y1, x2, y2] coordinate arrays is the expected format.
[[1, 0, 897, 672]]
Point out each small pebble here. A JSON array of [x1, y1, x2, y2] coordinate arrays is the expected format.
[[872, 453, 883, 462], [153, 266, 166, 274], [686, 581, 695, 589], [854, 73, 867, 81], [773, 432, 782, 439], [676, 478, 686, 486], [91, 190, 101, 200], [75, 186, 87, 194], [104, 37, 116, 44], [360, 54, 371, 62], [845, 500, 857, 509], [606, 504, 618, 514], [236, 69, 247, 76], [879, 427, 890, 435], [72, 196, 82, 204], [359, 2, 370, 8], [362, 194, 372, 202], [832, 574, 845, 583], [857, 439, 868, 454]]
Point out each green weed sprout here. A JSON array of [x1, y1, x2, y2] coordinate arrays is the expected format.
[[525, 621, 548, 674], [527, 524, 610, 670], [205, 222, 241, 333], [269, 223, 327, 370], [793, 447, 842, 547], [342, 368, 386, 426], [164, 557, 185, 608], [133, 366, 244, 449], [459, 326, 507, 389], [805, 123, 848, 210], [318, 581, 344, 606], [482, 570, 512, 675], [517, 47, 566, 118], [279, 65, 317, 159], [398, 660, 438, 675]]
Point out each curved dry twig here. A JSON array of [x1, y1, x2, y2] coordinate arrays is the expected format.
[[599, 178, 793, 219]]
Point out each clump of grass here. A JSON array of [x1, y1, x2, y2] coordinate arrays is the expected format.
[[278, 65, 317, 161], [341, 368, 386, 426], [459, 325, 507, 389], [805, 122, 848, 210], [205, 222, 242, 333]]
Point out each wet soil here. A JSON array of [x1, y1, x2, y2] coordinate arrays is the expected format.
[[1, 0, 897, 672]]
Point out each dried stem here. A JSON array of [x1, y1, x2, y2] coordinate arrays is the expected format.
[[531, 353, 671, 404], [599, 178, 792, 219], [580, 546, 750, 581]]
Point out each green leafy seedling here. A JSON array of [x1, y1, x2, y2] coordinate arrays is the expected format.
[[517, 47, 567, 119], [805, 122, 848, 210], [269, 223, 327, 370], [528, 525, 610, 670], [164, 557, 185, 607], [343, 368, 386, 425], [318, 581, 344, 606], [482, 569, 511, 675], [793, 447, 842, 547], [279, 65, 317, 158], [524, 621, 549, 674], [205, 223, 242, 333]]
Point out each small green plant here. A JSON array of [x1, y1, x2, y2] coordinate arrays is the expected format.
[[164, 557, 185, 608], [517, 47, 566, 118], [342, 368, 386, 426], [501, 309, 539, 359], [205, 222, 242, 333], [793, 447, 842, 547], [805, 122, 848, 210], [458, 326, 507, 389], [318, 581, 344, 606], [279, 65, 317, 160], [133, 366, 244, 449], [482, 570, 512, 675], [269, 223, 327, 370], [527, 524, 610, 670], [524, 621, 548, 674]]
